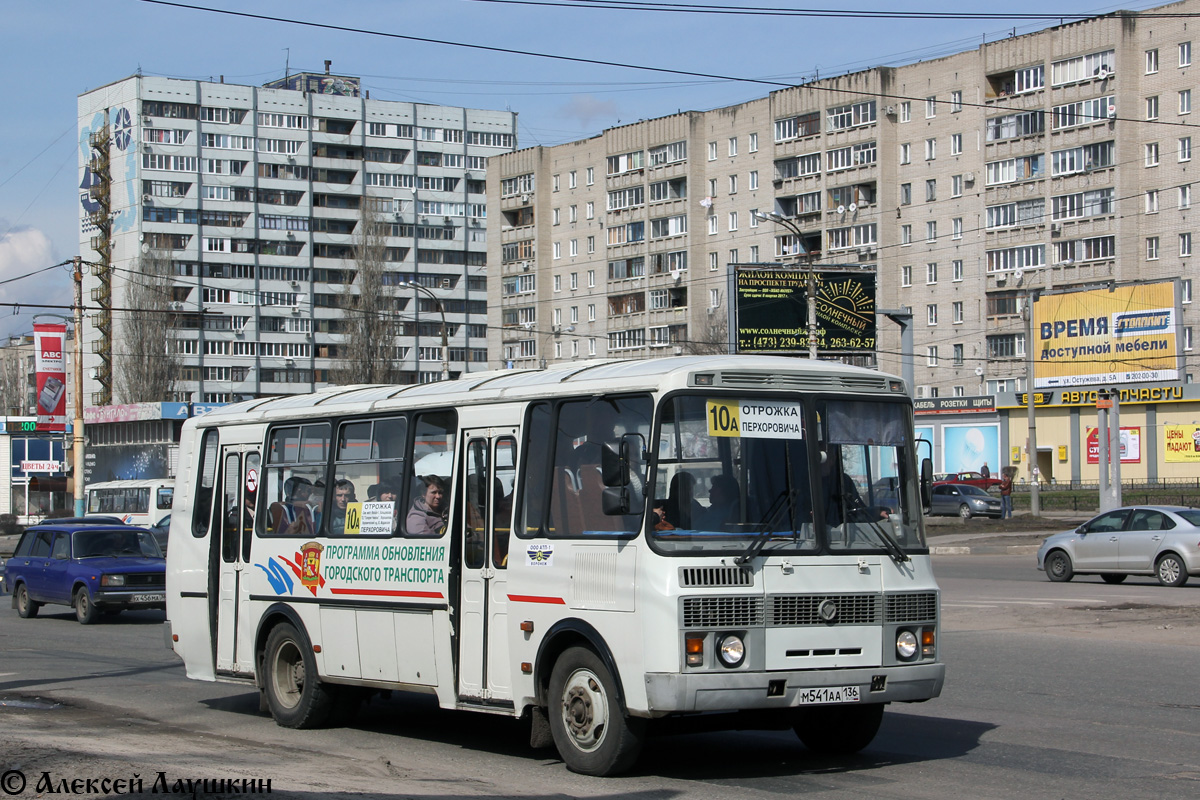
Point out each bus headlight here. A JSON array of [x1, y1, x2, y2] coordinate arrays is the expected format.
[[896, 630, 918, 659], [716, 634, 745, 668]]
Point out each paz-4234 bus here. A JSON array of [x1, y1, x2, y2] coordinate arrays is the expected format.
[[164, 356, 944, 776]]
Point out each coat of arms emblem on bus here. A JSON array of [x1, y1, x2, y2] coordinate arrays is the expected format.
[[299, 541, 324, 589]]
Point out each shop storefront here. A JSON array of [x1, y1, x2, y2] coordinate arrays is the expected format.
[[998, 383, 1200, 485], [1, 416, 70, 523]]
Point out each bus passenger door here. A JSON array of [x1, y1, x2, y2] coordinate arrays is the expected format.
[[214, 445, 261, 675], [456, 431, 516, 702]]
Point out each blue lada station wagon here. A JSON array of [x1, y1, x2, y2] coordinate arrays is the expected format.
[[4, 519, 166, 624]]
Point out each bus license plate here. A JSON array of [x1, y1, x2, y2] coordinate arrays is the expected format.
[[130, 593, 165, 603], [796, 686, 860, 705]]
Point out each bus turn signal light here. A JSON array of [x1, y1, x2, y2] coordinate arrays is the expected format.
[[520, 620, 534, 632], [685, 636, 704, 666]]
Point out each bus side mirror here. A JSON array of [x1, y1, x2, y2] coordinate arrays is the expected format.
[[920, 457, 933, 508], [601, 486, 630, 515], [601, 442, 625, 487]]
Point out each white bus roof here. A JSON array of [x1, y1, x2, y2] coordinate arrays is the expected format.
[[188, 355, 903, 429]]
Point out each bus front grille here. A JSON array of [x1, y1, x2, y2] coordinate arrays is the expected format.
[[682, 596, 764, 628], [769, 594, 881, 626], [885, 592, 938, 623]]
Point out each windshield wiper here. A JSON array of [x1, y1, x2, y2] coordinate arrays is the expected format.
[[860, 516, 909, 565], [735, 489, 797, 566]]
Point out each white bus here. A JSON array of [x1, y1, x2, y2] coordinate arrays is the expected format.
[[86, 479, 174, 526], [164, 356, 944, 776]]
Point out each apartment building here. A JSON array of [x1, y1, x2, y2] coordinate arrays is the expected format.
[[79, 69, 517, 403], [488, 2, 1199, 397]]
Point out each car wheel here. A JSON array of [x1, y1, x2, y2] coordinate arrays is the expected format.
[[1045, 550, 1074, 582], [548, 646, 645, 776], [1156, 553, 1189, 587], [1100, 574, 1127, 584], [263, 622, 333, 728], [74, 587, 98, 625], [15, 584, 40, 618], [958, 503, 972, 520], [793, 702, 885, 754]]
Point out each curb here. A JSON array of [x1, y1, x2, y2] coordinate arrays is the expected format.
[[930, 544, 1040, 556]]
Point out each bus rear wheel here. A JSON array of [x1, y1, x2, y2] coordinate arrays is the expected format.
[[793, 702, 884, 754], [263, 622, 333, 728], [548, 646, 645, 776]]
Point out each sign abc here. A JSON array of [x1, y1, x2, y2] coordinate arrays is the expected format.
[[42, 350, 63, 359]]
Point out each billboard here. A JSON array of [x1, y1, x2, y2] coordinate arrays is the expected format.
[[1085, 426, 1141, 464], [1034, 282, 1178, 388], [1164, 424, 1200, 462], [33, 323, 67, 431], [735, 268, 876, 353], [941, 423, 1001, 474]]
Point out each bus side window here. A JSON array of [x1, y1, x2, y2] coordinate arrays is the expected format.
[[518, 403, 553, 538], [192, 429, 219, 538], [404, 410, 456, 538], [493, 437, 516, 568]]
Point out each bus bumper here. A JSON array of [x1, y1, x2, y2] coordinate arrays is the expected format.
[[642, 663, 945, 714]]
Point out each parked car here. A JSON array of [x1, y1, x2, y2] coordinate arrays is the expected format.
[[927, 483, 1002, 519], [1037, 505, 1200, 587], [4, 522, 165, 623], [932, 471, 1002, 492]]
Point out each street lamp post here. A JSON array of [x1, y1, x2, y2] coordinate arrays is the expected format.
[[752, 211, 818, 359], [405, 281, 450, 381]]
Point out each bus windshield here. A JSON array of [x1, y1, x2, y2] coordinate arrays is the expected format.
[[649, 394, 924, 557]]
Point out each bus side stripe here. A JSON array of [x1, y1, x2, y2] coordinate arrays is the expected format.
[[329, 588, 444, 599], [508, 594, 566, 605]]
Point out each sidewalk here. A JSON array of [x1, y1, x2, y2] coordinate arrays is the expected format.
[[925, 511, 1082, 555]]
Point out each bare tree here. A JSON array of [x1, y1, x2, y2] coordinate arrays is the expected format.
[[683, 313, 731, 355], [330, 204, 403, 385], [114, 247, 178, 403]]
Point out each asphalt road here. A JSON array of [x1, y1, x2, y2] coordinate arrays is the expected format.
[[2, 555, 1200, 799]]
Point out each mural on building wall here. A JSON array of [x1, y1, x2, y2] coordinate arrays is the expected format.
[[941, 424, 1000, 474]]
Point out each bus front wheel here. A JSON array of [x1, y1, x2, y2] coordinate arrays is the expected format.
[[547, 646, 645, 776], [263, 622, 333, 728], [793, 702, 884, 754]]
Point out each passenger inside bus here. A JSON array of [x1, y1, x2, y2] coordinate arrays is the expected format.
[[664, 471, 702, 529], [694, 474, 740, 530], [407, 475, 448, 536], [271, 476, 317, 535], [327, 480, 356, 535]]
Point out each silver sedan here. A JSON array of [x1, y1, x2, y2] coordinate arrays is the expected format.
[[1036, 505, 1200, 587]]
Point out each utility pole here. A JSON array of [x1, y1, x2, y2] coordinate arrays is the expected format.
[[1024, 289, 1041, 516], [752, 211, 819, 358], [72, 258, 86, 516]]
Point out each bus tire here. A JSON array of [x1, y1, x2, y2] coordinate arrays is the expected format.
[[548, 646, 645, 776], [793, 702, 884, 754], [15, 584, 40, 618], [263, 622, 333, 728]]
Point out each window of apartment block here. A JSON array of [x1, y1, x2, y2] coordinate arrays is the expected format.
[[569, 170, 577, 188], [569, 205, 578, 223], [1147, 48, 1159, 73], [708, 142, 717, 160], [925, 96, 937, 118], [1146, 142, 1160, 166], [553, 208, 561, 225], [925, 138, 936, 161], [953, 344, 965, 366], [728, 137, 738, 156], [900, 143, 911, 164], [1181, 137, 1193, 161], [750, 245, 759, 260], [1182, 90, 1193, 115], [1181, 41, 1192, 67], [1182, 232, 1193, 257], [950, 133, 962, 155], [588, 304, 596, 321], [901, 224, 912, 245], [953, 301, 964, 324], [1146, 190, 1160, 213], [927, 305, 938, 325], [749, 133, 758, 152], [926, 263, 938, 284], [900, 183, 912, 205], [952, 218, 963, 239], [927, 346, 938, 367], [586, 167, 594, 185], [749, 209, 759, 227], [1147, 236, 1160, 260], [925, 179, 936, 202], [900, 101, 911, 122], [710, 289, 720, 308], [570, 272, 579, 290], [553, 174, 561, 192], [926, 221, 937, 242], [586, 201, 594, 219], [950, 91, 963, 112], [587, 269, 595, 287], [587, 236, 595, 254], [553, 274, 562, 291], [749, 170, 759, 190], [709, 252, 718, 271], [570, 240, 579, 257], [1187, 327, 1194, 351], [729, 249, 738, 265], [901, 265, 912, 286], [553, 242, 562, 260], [953, 260, 964, 281], [1184, 278, 1193, 303], [708, 216, 718, 235], [728, 212, 738, 231], [729, 174, 738, 194], [1147, 96, 1160, 120], [952, 175, 963, 197]]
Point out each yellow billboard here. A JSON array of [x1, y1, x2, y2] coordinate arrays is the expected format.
[[1033, 282, 1178, 388], [1164, 424, 1200, 463]]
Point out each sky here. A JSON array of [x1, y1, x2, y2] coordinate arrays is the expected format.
[[0, 0, 1162, 341]]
